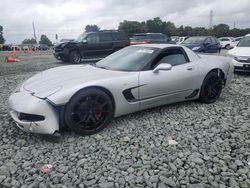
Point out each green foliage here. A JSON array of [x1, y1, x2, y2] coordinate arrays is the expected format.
[[118, 21, 147, 36], [22, 38, 37, 45], [213, 24, 230, 37], [118, 18, 250, 37], [39, 35, 52, 46], [85, 25, 100, 32], [0, 25, 5, 44]]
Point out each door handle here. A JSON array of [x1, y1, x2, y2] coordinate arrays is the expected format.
[[187, 66, 194, 70]]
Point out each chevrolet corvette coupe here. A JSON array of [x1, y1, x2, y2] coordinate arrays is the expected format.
[[8, 44, 233, 136]]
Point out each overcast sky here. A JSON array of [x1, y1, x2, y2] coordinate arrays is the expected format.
[[0, 0, 250, 44]]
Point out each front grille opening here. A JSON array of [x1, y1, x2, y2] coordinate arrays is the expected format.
[[18, 113, 45, 121]]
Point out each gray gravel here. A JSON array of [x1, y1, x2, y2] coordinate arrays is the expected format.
[[0, 51, 250, 188]]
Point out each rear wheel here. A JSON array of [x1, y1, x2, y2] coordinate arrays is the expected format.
[[69, 50, 81, 64], [199, 72, 223, 103], [64, 88, 113, 135]]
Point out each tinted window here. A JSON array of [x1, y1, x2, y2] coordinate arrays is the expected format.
[[237, 36, 250, 47], [87, 33, 99, 43], [132, 35, 148, 41], [235, 38, 242, 41], [99, 33, 113, 41], [95, 46, 160, 71], [149, 34, 165, 39], [211, 37, 217, 44], [112, 32, 128, 40], [75, 33, 88, 42], [204, 37, 212, 44], [152, 48, 188, 68]]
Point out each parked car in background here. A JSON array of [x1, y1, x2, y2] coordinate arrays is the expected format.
[[219, 37, 234, 49], [11, 45, 21, 51], [39, 44, 49, 51], [22, 46, 30, 51], [54, 30, 130, 64], [130, 33, 174, 45], [227, 34, 250, 73], [231, 37, 243, 48], [182, 36, 220, 53], [32, 44, 49, 51], [2, 45, 12, 51], [176, 36, 189, 44]]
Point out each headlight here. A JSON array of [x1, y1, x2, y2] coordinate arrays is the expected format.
[[192, 46, 200, 51], [226, 54, 243, 62]]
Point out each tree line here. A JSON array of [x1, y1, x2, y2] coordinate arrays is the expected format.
[[21, 35, 53, 46], [85, 17, 250, 38], [1, 18, 250, 45]]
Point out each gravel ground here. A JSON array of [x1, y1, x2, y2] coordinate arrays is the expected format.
[[0, 51, 250, 188]]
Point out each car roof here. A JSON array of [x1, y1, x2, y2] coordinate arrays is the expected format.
[[133, 44, 182, 49]]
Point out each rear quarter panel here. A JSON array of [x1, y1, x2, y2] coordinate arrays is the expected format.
[[198, 54, 233, 86]]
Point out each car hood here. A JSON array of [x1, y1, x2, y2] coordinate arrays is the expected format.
[[55, 41, 79, 48], [23, 65, 132, 98], [228, 47, 250, 56]]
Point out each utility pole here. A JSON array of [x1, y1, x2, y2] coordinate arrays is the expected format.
[[209, 10, 213, 35], [32, 22, 37, 42], [233, 21, 236, 29]]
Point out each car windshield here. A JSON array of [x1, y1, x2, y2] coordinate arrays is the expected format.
[[182, 37, 205, 44], [237, 36, 250, 47], [95, 46, 159, 71], [75, 33, 87, 42]]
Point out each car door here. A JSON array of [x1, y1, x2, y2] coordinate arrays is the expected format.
[[139, 47, 201, 110], [210, 37, 219, 52], [99, 32, 113, 56], [204, 37, 213, 53], [82, 33, 102, 58]]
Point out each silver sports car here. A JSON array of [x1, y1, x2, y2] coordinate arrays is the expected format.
[[8, 44, 233, 136]]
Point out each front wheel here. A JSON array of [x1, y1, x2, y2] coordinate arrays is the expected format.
[[64, 88, 114, 135], [69, 50, 81, 64], [199, 72, 223, 103]]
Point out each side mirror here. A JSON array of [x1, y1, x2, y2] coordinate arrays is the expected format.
[[204, 42, 210, 46], [153, 63, 172, 73], [82, 39, 87, 44]]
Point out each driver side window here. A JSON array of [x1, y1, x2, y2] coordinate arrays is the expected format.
[[86, 34, 100, 43], [151, 48, 189, 69]]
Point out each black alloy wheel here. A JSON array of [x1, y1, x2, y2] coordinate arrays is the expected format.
[[64, 88, 113, 135], [199, 72, 223, 103]]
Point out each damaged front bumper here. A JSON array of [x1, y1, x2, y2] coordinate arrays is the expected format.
[[8, 90, 59, 135]]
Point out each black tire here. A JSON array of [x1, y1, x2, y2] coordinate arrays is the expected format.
[[199, 72, 223, 103], [225, 44, 230, 50], [69, 50, 81, 64], [64, 88, 114, 135]]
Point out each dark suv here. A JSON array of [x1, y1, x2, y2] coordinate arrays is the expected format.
[[130, 33, 174, 45], [54, 30, 129, 64]]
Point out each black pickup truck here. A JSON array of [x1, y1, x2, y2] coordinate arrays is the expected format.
[[54, 30, 130, 64]]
